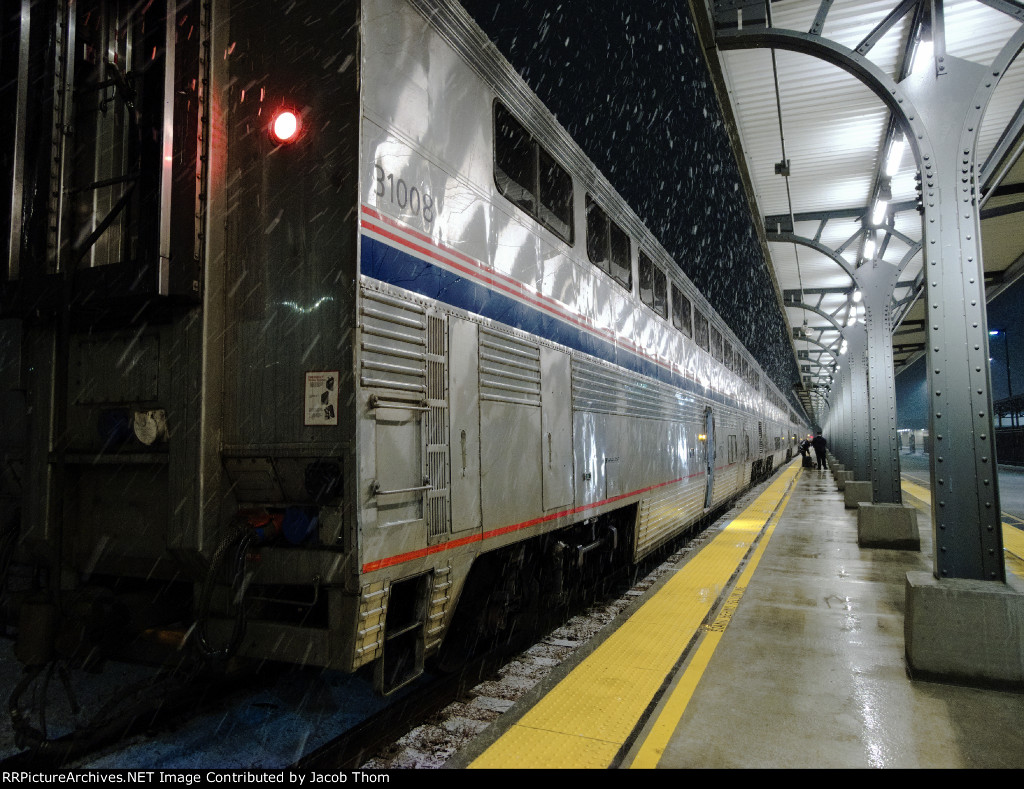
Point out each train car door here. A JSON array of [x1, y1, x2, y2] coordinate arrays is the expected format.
[[449, 318, 481, 534], [704, 407, 715, 508], [540, 347, 572, 511]]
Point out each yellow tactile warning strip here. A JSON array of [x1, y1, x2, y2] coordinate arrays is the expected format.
[[901, 478, 1024, 580], [628, 468, 798, 768], [900, 478, 931, 508], [468, 461, 802, 770], [1002, 521, 1024, 579]]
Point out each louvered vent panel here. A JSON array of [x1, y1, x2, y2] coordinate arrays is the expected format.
[[479, 328, 541, 406], [573, 358, 703, 424], [424, 565, 453, 652], [635, 479, 705, 559], [359, 290, 427, 393], [426, 314, 450, 538]]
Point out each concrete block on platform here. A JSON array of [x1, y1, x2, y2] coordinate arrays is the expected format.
[[857, 503, 920, 550], [844, 480, 872, 509], [905, 571, 1024, 689], [835, 470, 853, 491]]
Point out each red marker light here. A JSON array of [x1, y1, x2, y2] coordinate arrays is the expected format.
[[270, 110, 301, 144]]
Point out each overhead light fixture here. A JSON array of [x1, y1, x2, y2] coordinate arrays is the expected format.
[[853, 289, 862, 303], [863, 235, 875, 261], [885, 136, 906, 176], [871, 200, 888, 225]]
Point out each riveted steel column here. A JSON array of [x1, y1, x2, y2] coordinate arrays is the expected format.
[[835, 358, 851, 462], [834, 357, 851, 465], [844, 324, 870, 481], [902, 56, 1005, 581], [710, 17, 1022, 581], [859, 261, 902, 504]]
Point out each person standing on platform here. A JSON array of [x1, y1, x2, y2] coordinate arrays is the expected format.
[[811, 431, 828, 470], [798, 436, 813, 468]]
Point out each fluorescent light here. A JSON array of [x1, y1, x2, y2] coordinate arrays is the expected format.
[[884, 136, 905, 176], [853, 289, 862, 303], [913, 39, 934, 76], [871, 200, 888, 225], [863, 235, 875, 260]]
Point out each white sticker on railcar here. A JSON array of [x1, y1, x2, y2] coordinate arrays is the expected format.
[[304, 371, 339, 426]]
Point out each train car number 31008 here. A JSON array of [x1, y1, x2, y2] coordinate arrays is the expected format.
[[374, 163, 436, 226]]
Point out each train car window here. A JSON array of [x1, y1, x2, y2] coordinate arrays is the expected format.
[[494, 102, 573, 244], [538, 148, 574, 242], [710, 328, 723, 362], [586, 195, 631, 291], [693, 311, 710, 352], [723, 340, 734, 371], [609, 222, 631, 290], [671, 284, 692, 337], [638, 251, 667, 318], [494, 103, 536, 215]]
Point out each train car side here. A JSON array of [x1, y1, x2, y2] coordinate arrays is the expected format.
[[0, 0, 805, 695], [344, 0, 802, 690]]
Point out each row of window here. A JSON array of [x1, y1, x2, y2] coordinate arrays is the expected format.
[[494, 102, 761, 392], [722, 430, 794, 464]]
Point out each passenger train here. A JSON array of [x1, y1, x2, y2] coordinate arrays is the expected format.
[[0, 0, 804, 695]]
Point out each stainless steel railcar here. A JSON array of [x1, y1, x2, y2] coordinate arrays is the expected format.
[[0, 0, 803, 692]]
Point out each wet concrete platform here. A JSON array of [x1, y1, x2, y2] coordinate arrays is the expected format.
[[630, 464, 1024, 769]]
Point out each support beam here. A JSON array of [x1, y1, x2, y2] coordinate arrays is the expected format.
[[714, 20, 1022, 582], [860, 261, 903, 504]]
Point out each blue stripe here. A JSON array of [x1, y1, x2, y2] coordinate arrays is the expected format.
[[361, 234, 743, 410]]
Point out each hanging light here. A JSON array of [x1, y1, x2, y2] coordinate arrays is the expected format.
[[885, 136, 906, 176], [912, 39, 934, 76], [862, 235, 876, 261], [871, 200, 888, 226]]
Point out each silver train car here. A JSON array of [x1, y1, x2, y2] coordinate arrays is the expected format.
[[0, 0, 803, 692]]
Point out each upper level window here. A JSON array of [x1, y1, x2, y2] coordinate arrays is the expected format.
[[586, 195, 631, 291], [711, 328, 723, 362], [724, 340, 734, 372], [494, 102, 573, 244], [638, 251, 667, 319], [694, 310, 709, 352], [671, 284, 691, 337]]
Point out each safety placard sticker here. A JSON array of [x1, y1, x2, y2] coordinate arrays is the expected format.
[[304, 371, 339, 426]]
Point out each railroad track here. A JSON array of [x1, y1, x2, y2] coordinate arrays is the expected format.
[[1, 663, 276, 770], [0, 494, 742, 771]]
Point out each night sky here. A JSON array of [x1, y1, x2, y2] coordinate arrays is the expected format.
[[896, 278, 1024, 430], [458, 1, 804, 413]]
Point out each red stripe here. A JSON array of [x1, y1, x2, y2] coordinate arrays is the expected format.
[[360, 208, 672, 363], [361, 217, 622, 346], [361, 472, 704, 573], [357, 208, 741, 574], [362, 205, 610, 327]]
